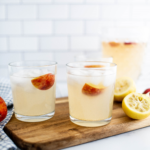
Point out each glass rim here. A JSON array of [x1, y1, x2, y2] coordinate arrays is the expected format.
[[8, 60, 57, 68], [66, 61, 117, 69]]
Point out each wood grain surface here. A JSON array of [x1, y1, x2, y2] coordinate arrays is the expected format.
[[4, 97, 150, 150]]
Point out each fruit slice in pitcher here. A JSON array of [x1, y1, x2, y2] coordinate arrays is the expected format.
[[109, 42, 120, 47], [124, 42, 136, 45], [31, 73, 55, 90]]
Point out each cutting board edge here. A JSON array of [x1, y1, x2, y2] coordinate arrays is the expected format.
[[4, 117, 150, 150]]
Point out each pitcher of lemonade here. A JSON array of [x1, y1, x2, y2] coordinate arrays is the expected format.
[[102, 27, 149, 82]]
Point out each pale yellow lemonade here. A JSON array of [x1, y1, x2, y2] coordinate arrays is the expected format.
[[10, 69, 56, 121], [67, 69, 116, 127], [102, 42, 146, 81]]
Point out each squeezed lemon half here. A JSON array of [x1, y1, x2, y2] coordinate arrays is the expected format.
[[114, 77, 136, 102], [122, 93, 150, 119]]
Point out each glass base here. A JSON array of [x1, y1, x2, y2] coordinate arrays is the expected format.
[[70, 115, 112, 127], [15, 111, 55, 122]]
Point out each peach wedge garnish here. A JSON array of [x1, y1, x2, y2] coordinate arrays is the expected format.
[[31, 73, 55, 90], [82, 83, 105, 96]]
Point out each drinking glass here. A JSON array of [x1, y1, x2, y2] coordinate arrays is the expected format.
[[102, 27, 149, 82], [66, 61, 117, 127], [8, 61, 57, 122]]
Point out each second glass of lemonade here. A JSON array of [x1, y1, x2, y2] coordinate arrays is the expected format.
[[8, 61, 57, 122], [66, 62, 117, 127]]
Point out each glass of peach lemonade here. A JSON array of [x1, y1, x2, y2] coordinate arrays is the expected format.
[[8, 61, 57, 122], [66, 61, 117, 127]]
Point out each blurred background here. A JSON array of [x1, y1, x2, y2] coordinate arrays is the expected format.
[[0, 0, 150, 94]]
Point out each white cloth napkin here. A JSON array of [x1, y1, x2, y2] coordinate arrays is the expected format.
[[0, 78, 17, 150]]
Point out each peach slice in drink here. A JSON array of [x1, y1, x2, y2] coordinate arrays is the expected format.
[[31, 73, 55, 90], [82, 83, 105, 96]]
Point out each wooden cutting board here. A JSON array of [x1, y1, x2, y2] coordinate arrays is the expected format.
[[4, 97, 150, 150]]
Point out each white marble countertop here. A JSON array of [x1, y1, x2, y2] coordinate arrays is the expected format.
[[64, 126, 150, 150], [56, 81, 150, 150]]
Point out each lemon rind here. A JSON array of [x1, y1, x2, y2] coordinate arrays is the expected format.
[[114, 77, 136, 101], [122, 92, 150, 119]]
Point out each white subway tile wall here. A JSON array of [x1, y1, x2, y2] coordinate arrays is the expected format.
[[86, 0, 115, 3], [0, 53, 22, 66], [86, 21, 114, 35], [132, 6, 150, 20], [0, 68, 8, 76], [0, 5, 5, 19], [24, 21, 53, 35], [39, 5, 69, 19], [71, 36, 100, 50], [0, 21, 22, 35], [40, 36, 69, 50], [0, 37, 7, 51], [101, 5, 131, 20], [70, 5, 99, 19], [0, 0, 150, 91], [24, 52, 53, 61], [54, 0, 84, 3], [7, 5, 37, 19], [55, 52, 80, 66], [55, 21, 84, 35], [0, 0, 20, 3], [9, 37, 38, 51], [117, 0, 146, 4], [22, 0, 53, 3]]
